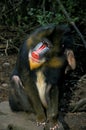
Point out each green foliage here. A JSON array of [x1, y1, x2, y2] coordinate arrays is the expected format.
[[0, 0, 85, 47], [36, 10, 66, 25], [0, 0, 85, 27]]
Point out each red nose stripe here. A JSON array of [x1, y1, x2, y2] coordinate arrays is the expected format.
[[31, 52, 39, 59], [31, 44, 47, 60]]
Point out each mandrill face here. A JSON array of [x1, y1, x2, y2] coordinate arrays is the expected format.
[[28, 37, 76, 73]]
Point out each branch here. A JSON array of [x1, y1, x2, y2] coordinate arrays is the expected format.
[[5, 40, 9, 56], [56, 0, 86, 48]]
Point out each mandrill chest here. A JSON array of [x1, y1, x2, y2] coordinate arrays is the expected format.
[[35, 66, 63, 108], [36, 70, 48, 108]]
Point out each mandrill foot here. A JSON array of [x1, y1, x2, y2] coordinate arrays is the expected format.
[[50, 123, 59, 130]]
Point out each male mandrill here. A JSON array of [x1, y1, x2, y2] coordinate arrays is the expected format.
[[9, 24, 76, 130]]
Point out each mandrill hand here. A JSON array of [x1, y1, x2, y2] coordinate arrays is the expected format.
[[11, 75, 24, 89]]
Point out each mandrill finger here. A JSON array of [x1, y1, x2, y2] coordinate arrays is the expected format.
[[12, 75, 24, 89], [37, 121, 46, 127]]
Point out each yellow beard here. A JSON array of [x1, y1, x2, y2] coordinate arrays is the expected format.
[[29, 52, 45, 70]]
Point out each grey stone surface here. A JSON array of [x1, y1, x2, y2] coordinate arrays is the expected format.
[[0, 101, 86, 130], [0, 101, 43, 130]]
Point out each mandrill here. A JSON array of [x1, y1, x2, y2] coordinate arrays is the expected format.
[[9, 24, 76, 130]]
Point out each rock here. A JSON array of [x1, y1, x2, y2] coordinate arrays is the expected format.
[[0, 101, 43, 130], [2, 62, 10, 76], [2, 62, 10, 68], [0, 101, 86, 130], [2, 83, 8, 87], [65, 112, 86, 130]]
